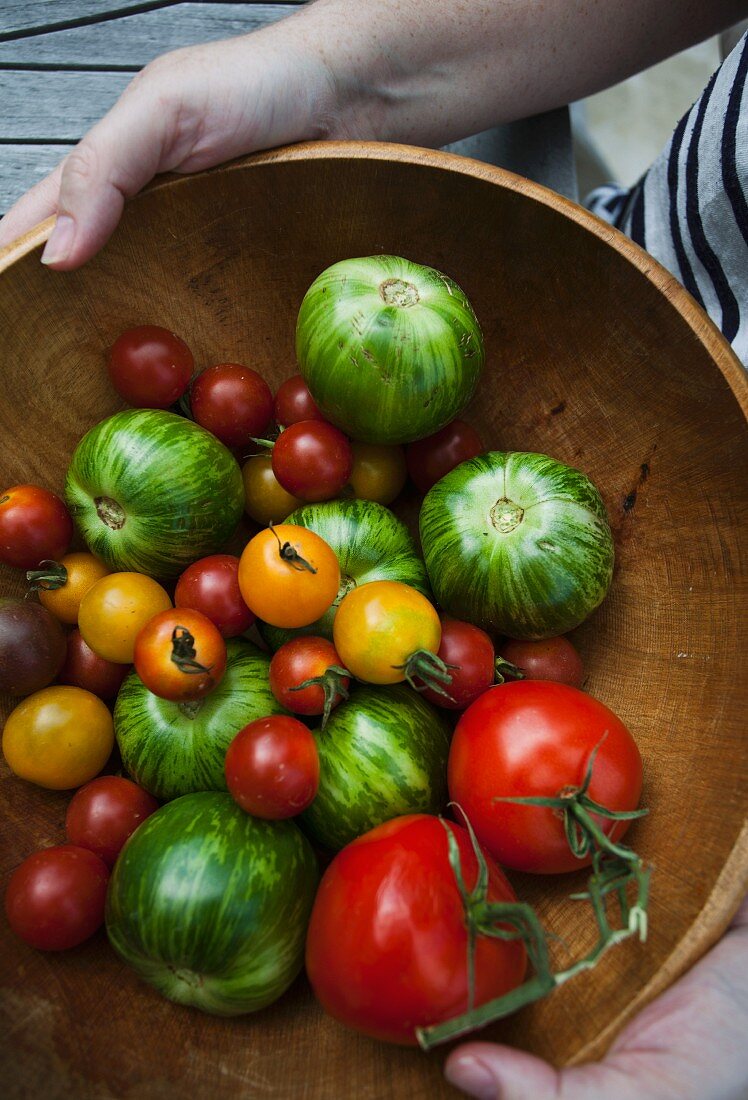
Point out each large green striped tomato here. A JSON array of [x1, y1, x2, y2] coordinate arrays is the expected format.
[[114, 640, 284, 800], [420, 452, 615, 638], [296, 256, 484, 444], [65, 409, 244, 578], [300, 683, 451, 851], [106, 792, 318, 1015], [259, 499, 430, 651]]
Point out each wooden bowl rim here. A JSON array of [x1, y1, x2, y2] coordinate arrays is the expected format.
[[0, 139, 746, 1067]]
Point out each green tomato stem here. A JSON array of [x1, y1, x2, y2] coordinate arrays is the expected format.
[[26, 559, 68, 592], [290, 666, 350, 729]]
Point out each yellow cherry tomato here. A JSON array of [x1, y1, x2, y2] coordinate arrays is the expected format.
[[349, 443, 407, 505], [29, 552, 110, 625], [242, 454, 302, 526], [2, 685, 114, 790], [238, 524, 339, 628], [78, 572, 172, 663], [333, 580, 443, 685]]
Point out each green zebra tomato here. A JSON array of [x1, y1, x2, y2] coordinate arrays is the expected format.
[[296, 255, 484, 444], [106, 792, 318, 1015], [65, 409, 244, 578], [114, 640, 285, 800], [420, 451, 615, 639]]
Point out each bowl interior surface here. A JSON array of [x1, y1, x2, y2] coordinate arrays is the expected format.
[[0, 143, 746, 1100]]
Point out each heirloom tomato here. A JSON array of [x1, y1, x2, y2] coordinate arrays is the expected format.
[[65, 776, 159, 866], [273, 374, 323, 425], [238, 524, 339, 629], [190, 363, 273, 447], [78, 572, 172, 664], [348, 442, 407, 505], [497, 635, 584, 688], [5, 845, 110, 951], [107, 325, 193, 408], [418, 617, 495, 710], [406, 418, 484, 494], [175, 554, 255, 637], [133, 608, 227, 702], [58, 629, 129, 700], [242, 454, 302, 526], [0, 484, 73, 569], [225, 716, 320, 819], [269, 636, 349, 727], [29, 552, 110, 625], [0, 598, 66, 696], [272, 420, 353, 503]]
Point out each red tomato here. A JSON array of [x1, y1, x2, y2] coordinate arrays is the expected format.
[[191, 363, 273, 448], [272, 420, 353, 502], [448, 681, 643, 874], [107, 325, 193, 408], [419, 617, 495, 710], [269, 637, 349, 725], [133, 608, 227, 702], [58, 629, 129, 700], [305, 814, 527, 1045], [65, 776, 159, 866], [497, 635, 584, 688], [274, 375, 323, 426], [225, 716, 320, 819], [5, 845, 109, 950], [175, 554, 255, 638], [406, 419, 484, 494], [0, 484, 73, 569]]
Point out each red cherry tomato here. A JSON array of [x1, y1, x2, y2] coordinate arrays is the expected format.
[[107, 325, 193, 408], [191, 363, 274, 448], [5, 845, 110, 950], [133, 608, 227, 702], [65, 776, 159, 867], [406, 419, 484, 494], [305, 814, 527, 1045], [448, 681, 643, 874], [497, 635, 584, 688], [274, 375, 323, 426], [269, 637, 350, 725], [419, 617, 495, 710], [225, 716, 320, 819], [175, 554, 255, 638], [272, 420, 353, 502], [58, 629, 129, 700], [0, 485, 73, 569]]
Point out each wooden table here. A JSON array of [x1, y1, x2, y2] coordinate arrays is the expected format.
[[0, 1, 577, 215]]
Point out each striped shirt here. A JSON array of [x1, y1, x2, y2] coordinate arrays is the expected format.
[[586, 33, 748, 368]]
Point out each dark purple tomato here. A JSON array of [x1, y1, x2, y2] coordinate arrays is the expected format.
[[0, 599, 67, 696]]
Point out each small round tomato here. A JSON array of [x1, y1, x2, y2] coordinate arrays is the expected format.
[[333, 580, 443, 687], [0, 598, 66, 696], [497, 635, 584, 688], [133, 608, 227, 702], [406, 419, 484, 494], [238, 524, 340, 629], [175, 554, 255, 638], [191, 363, 274, 447], [2, 685, 114, 790], [242, 454, 303, 526], [225, 716, 320, 819], [269, 637, 349, 726], [5, 845, 109, 950], [58, 629, 129, 700], [78, 572, 172, 664], [274, 374, 323, 426], [419, 617, 495, 710], [272, 421, 353, 502], [65, 776, 159, 866], [448, 681, 643, 874], [305, 814, 527, 1045], [28, 552, 110, 625], [0, 484, 73, 569], [107, 325, 194, 408], [349, 442, 407, 505]]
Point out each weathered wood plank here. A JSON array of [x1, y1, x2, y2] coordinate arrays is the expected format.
[[0, 4, 298, 66], [0, 1, 300, 39], [0, 71, 133, 139], [0, 144, 70, 212]]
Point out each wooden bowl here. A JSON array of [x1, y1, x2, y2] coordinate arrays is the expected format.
[[1, 142, 746, 1100]]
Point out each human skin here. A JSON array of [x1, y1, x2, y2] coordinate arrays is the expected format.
[[0, 0, 746, 265]]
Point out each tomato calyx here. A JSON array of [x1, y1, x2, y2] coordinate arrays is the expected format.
[[397, 649, 456, 700], [170, 626, 214, 676], [269, 523, 317, 574], [291, 666, 350, 729], [26, 559, 68, 593], [493, 655, 524, 684]]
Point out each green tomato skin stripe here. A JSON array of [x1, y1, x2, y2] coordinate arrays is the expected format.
[[420, 451, 615, 639], [65, 409, 244, 579], [301, 683, 451, 851], [296, 255, 485, 444], [106, 792, 319, 1016]]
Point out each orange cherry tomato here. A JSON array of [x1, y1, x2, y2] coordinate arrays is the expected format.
[[2, 685, 114, 789], [238, 524, 340, 629], [349, 443, 407, 505], [28, 552, 110, 625], [242, 454, 302, 526], [133, 608, 227, 702], [333, 581, 443, 686], [78, 572, 172, 664]]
